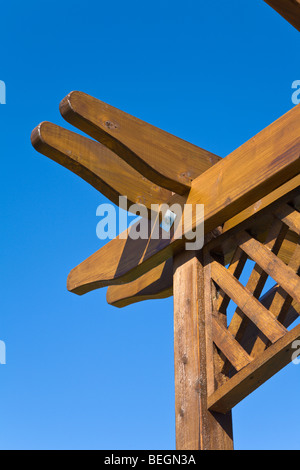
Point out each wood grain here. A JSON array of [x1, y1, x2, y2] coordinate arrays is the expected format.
[[31, 122, 172, 212], [212, 316, 253, 372], [274, 203, 300, 235], [60, 91, 221, 194], [208, 323, 300, 414], [240, 286, 300, 357], [210, 260, 287, 343], [264, 0, 300, 31], [106, 182, 299, 308], [173, 251, 233, 450], [106, 259, 173, 308], [67, 106, 300, 295], [237, 230, 300, 304], [225, 220, 288, 346]]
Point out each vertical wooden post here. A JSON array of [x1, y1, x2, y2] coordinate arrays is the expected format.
[[173, 249, 233, 450]]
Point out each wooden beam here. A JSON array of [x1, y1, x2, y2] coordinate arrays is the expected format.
[[208, 323, 300, 414], [106, 259, 173, 308], [107, 181, 300, 308], [60, 91, 221, 194], [264, 0, 300, 31], [67, 106, 300, 295], [173, 250, 233, 450], [31, 122, 172, 212], [222, 175, 300, 234]]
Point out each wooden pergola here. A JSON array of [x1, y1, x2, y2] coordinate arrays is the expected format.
[[31, 1, 300, 450]]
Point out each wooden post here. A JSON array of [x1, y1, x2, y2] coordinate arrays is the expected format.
[[173, 250, 233, 450]]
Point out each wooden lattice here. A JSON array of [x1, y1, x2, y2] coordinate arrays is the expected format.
[[205, 194, 300, 413]]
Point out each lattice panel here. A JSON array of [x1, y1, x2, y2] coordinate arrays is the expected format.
[[206, 198, 300, 413]]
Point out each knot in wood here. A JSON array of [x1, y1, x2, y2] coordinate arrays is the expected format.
[[104, 120, 118, 130]]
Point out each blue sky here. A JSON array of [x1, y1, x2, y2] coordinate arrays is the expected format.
[[0, 0, 299, 450]]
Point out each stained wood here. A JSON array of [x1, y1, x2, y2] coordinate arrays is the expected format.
[[217, 247, 248, 314], [236, 285, 300, 358], [264, 0, 300, 31], [60, 91, 221, 194], [208, 323, 300, 414], [238, 230, 300, 304], [173, 251, 233, 450], [106, 184, 299, 309], [67, 106, 300, 294], [250, 242, 300, 358], [212, 316, 253, 372], [226, 220, 287, 345], [274, 203, 300, 235], [106, 259, 173, 308], [210, 260, 287, 343], [222, 175, 300, 233], [31, 122, 172, 212]]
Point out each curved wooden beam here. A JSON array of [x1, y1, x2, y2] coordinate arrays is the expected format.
[[31, 122, 172, 213], [60, 91, 221, 194], [106, 259, 173, 308], [67, 105, 300, 295]]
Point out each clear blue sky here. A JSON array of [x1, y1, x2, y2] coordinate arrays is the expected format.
[[0, 0, 299, 450]]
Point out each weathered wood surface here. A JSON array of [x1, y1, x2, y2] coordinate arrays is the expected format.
[[67, 106, 300, 295], [264, 0, 300, 31], [173, 251, 233, 450], [208, 323, 300, 414], [60, 91, 221, 194], [31, 122, 172, 212]]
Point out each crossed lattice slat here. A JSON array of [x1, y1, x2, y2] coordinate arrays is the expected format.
[[206, 199, 300, 413]]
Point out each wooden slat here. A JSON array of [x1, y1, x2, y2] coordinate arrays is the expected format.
[[238, 230, 300, 304], [274, 203, 300, 236], [212, 316, 253, 372], [226, 220, 288, 343], [220, 220, 287, 374], [106, 259, 173, 308], [208, 323, 300, 414], [31, 122, 172, 212], [67, 106, 300, 294], [217, 247, 248, 314], [210, 260, 287, 343], [264, 0, 300, 31], [235, 286, 300, 358], [250, 241, 300, 358], [60, 91, 221, 194]]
